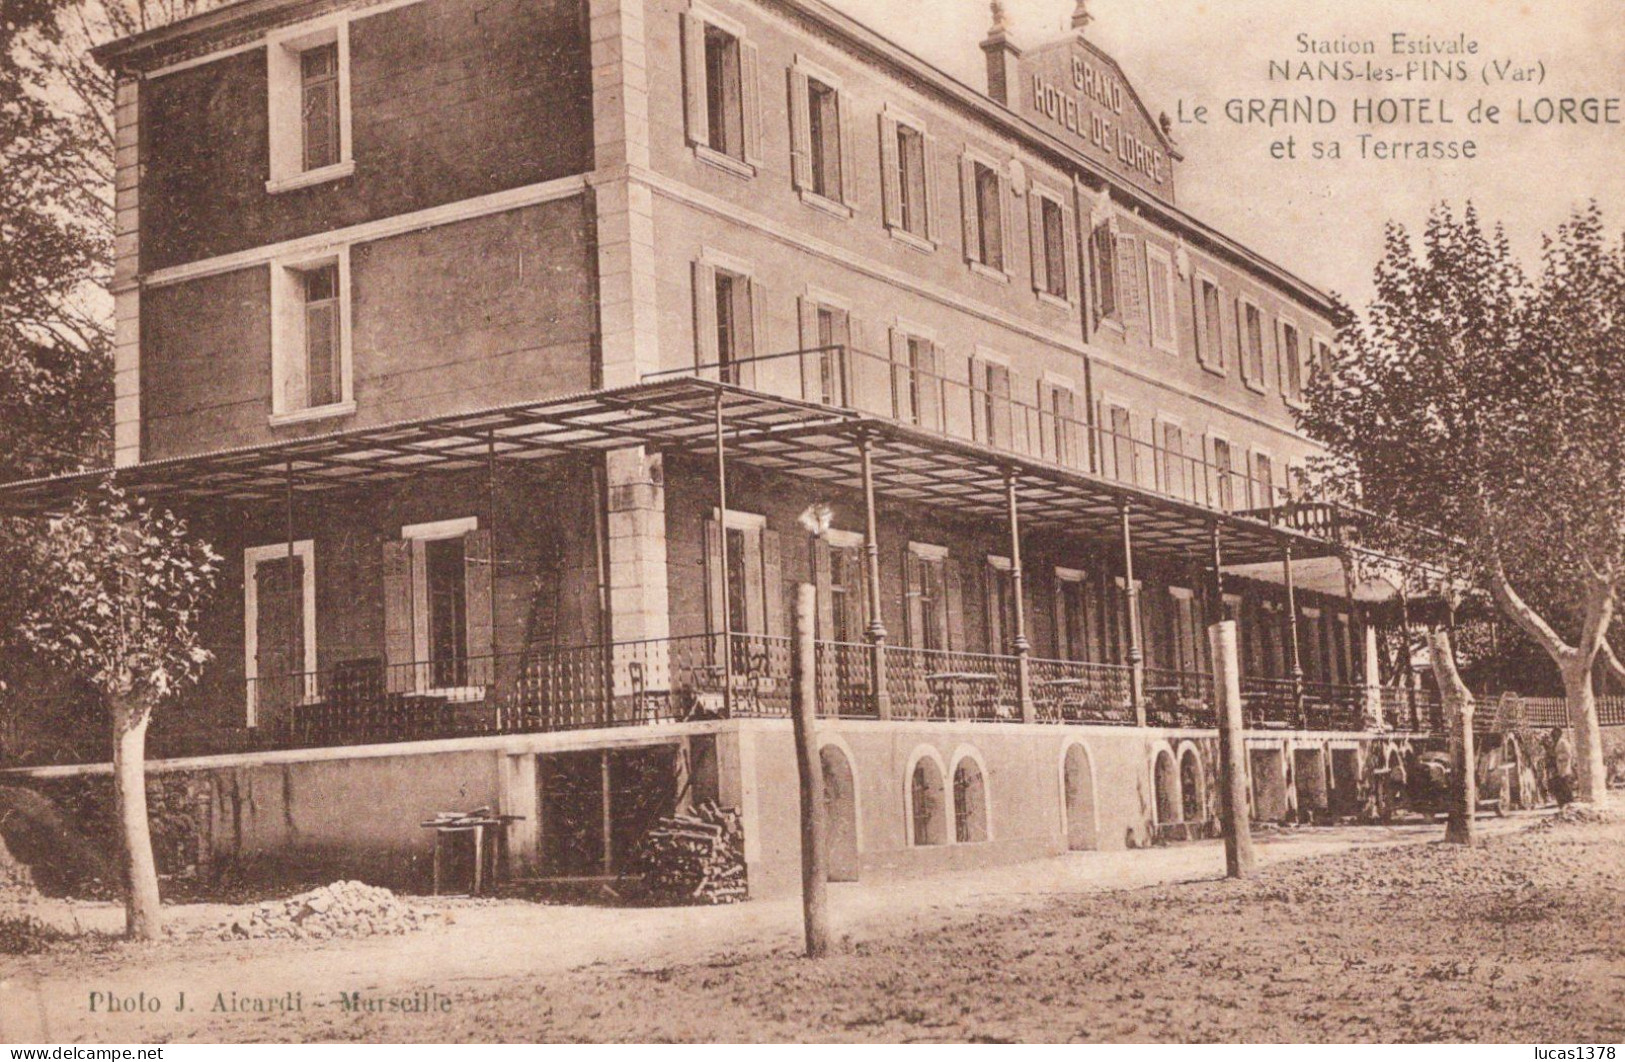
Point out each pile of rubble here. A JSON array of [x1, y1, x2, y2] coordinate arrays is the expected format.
[[1530, 802, 1618, 831], [221, 880, 428, 941]]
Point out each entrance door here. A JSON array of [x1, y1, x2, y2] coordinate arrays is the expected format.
[[820, 746, 859, 881], [254, 554, 305, 730], [1063, 744, 1098, 850]]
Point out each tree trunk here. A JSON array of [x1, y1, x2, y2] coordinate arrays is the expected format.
[[1429, 628, 1477, 845], [111, 695, 162, 940], [1560, 662, 1610, 805]]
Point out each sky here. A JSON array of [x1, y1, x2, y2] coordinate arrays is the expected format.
[[825, 0, 1625, 306]]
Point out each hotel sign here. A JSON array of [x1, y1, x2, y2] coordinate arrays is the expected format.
[[1019, 42, 1176, 200]]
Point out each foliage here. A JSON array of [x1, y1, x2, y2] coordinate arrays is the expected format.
[[1300, 202, 1625, 665], [2, 482, 220, 717]]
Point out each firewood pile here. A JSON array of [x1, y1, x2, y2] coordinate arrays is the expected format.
[[627, 802, 747, 905]]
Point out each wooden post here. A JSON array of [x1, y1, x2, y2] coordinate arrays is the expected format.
[[1119, 499, 1144, 725], [1209, 620, 1255, 878], [859, 431, 890, 719], [715, 389, 734, 716], [1004, 469, 1033, 722], [791, 582, 829, 957]]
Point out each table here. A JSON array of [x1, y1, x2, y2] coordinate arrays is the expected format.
[[925, 671, 1000, 719], [420, 811, 526, 896]]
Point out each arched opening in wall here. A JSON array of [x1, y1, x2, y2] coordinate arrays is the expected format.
[[952, 756, 989, 843], [1062, 743, 1098, 850], [820, 744, 860, 881], [909, 756, 947, 846], [1153, 748, 1180, 824], [1179, 747, 1204, 823]]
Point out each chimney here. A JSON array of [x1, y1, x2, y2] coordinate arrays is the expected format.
[[1071, 0, 1093, 37], [980, 0, 1021, 106]]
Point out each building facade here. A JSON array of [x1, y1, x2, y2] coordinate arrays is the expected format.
[[0, 0, 1453, 894]]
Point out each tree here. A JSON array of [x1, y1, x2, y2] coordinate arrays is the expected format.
[[1301, 202, 1625, 806], [1, 484, 219, 938]]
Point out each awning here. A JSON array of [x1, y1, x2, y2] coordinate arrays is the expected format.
[[0, 378, 1341, 567]]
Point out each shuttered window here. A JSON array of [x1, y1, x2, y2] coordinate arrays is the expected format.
[[1161, 422, 1187, 501], [1282, 323, 1304, 402], [1197, 278, 1225, 370], [1240, 300, 1266, 387], [1090, 223, 1118, 322], [384, 521, 493, 693], [1146, 247, 1176, 351], [973, 163, 1004, 270], [683, 10, 761, 170]]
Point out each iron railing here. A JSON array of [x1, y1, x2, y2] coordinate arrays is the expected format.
[[1029, 657, 1137, 725]]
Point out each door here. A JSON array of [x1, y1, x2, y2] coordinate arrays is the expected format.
[[255, 554, 305, 730], [820, 745, 860, 881]]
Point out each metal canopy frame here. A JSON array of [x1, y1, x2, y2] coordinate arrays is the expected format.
[[0, 378, 1336, 566]]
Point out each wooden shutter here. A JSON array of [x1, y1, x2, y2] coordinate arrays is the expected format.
[[1062, 202, 1080, 304], [692, 260, 717, 367], [988, 363, 1011, 449], [788, 66, 812, 190], [740, 39, 763, 165], [838, 93, 858, 209], [812, 538, 833, 639], [903, 548, 923, 647], [923, 133, 941, 242], [917, 340, 943, 433], [887, 327, 910, 421], [681, 13, 708, 146], [943, 558, 966, 651], [382, 539, 413, 691], [464, 528, 494, 667], [960, 155, 980, 264], [743, 277, 765, 388], [1029, 192, 1048, 294], [879, 112, 901, 228], [798, 296, 821, 401], [983, 563, 1006, 653], [761, 528, 785, 637], [704, 518, 725, 634], [1116, 235, 1143, 326]]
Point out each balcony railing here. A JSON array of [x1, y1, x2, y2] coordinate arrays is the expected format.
[[1, 634, 1454, 767], [649, 345, 1302, 522]]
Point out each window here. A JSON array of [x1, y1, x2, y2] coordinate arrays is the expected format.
[[1240, 300, 1266, 388], [1281, 322, 1304, 403], [952, 756, 989, 843], [1029, 191, 1072, 302], [973, 162, 1004, 271], [984, 556, 1016, 654], [799, 296, 850, 407], [1253, 451, 1275, 509], [693, 255, 759, 387], [265, 20, 352, 192], [683, 8, 761, 174], [909, 755, 947, 846], [1311, 336, 1334, 393], [1161, 421, 1188, 501], [789, 59, 849, 210], [1146, 246, 1178, 352], [1090, 223, 1118, 322], [890, 328, 941, 430], [971, 355, 1012, 448], [1055, 569, 1092, 662], [1213, 437, 1235, 511], [243, 541, 317, 727], [1194, 277, 1226, 370], [387, 518, 494, 695], [271, 251, 352, 423], [1041, 380, 1080, 468], [1107, 403, 1137, 485], [704, 510, 784, 643], [905, 543, 952, 651], [827, 539, 861, 644]]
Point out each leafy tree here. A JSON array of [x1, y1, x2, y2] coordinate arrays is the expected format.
[[1301, 202, 1625, 807], [2, 484, 219, 938]]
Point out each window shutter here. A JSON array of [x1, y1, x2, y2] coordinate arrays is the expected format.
[[797, 296, 820, 401], [879, 113, 901, 228], [692, 260, 718, 367], [681, 13, 708, 147], [1116, 235, 1143, 326], [968, 357, 987, 441], [740, 39, 763, 165], [704, 517, 725, 634], [1028, 192, 1047, 294], [960, 155, 980, 264], [983, 563, 1005, 653], [743, 276, 765, 389], [903, 548, 923, 647], [1056, 387, 1079, 468], [989, 363, 1012, 448], [944, 558, 966, 651], [812, 537, 833, 639], [382, 539, 413, 692], [887, 327, 911, 422], [923, 133, 941, 242], [1062, 204, 1080, 305], [464, 528, 494, 667], [788, 67, 812, 190], [838, 94, 858, 209], [762, 528, 784, 637], [917, 340, 943, 432]]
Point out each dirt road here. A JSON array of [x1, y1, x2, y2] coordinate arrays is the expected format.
[[3, 813, 1619, 1043]]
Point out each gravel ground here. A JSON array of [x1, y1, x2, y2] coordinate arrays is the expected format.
[[4, 814, 1619, 1043]]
